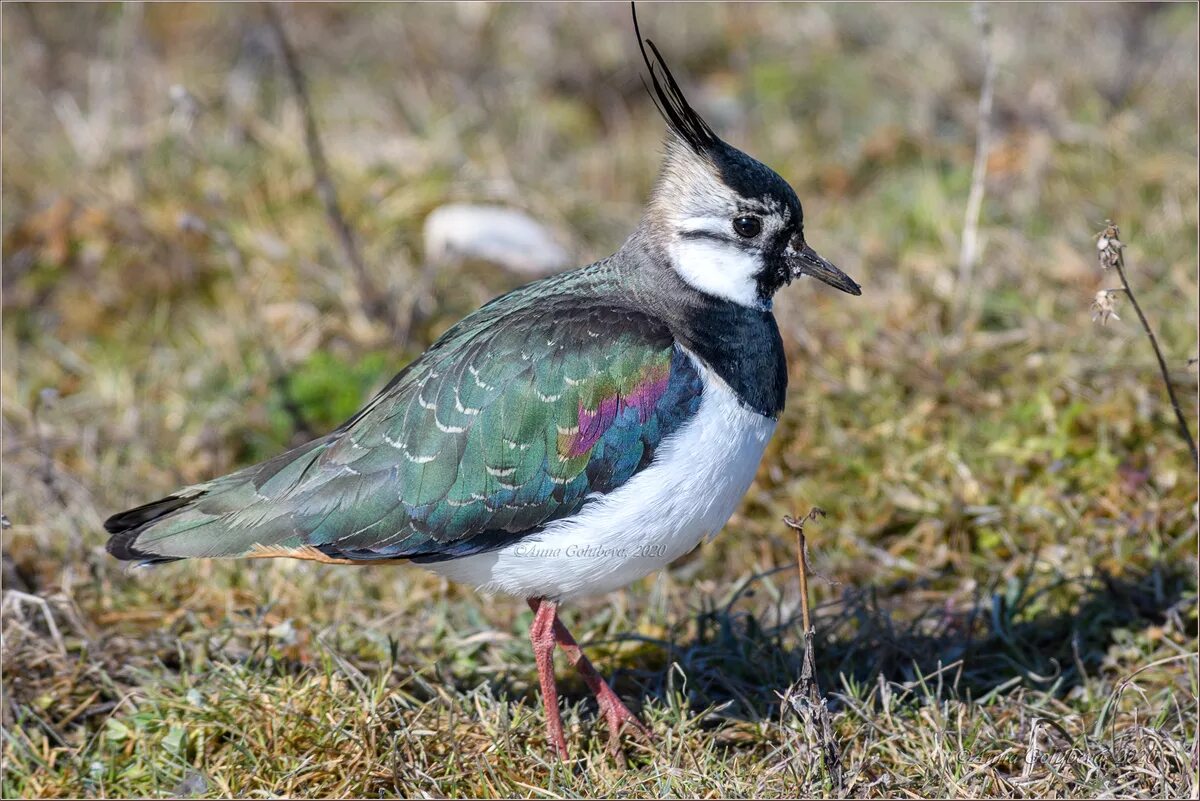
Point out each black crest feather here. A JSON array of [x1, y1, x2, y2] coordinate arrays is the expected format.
[[631, 2, 720, 154]]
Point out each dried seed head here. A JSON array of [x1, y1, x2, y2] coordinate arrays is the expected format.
[[1091, 289, 1121, 325], [1097, 221, 1123, 270]]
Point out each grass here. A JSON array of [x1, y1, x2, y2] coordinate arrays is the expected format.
[[2, 3, 1197, 798]]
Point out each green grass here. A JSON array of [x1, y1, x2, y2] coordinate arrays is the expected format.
[[2, 3, 1197, 798]]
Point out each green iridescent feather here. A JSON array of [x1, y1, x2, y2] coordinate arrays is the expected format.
[[106, 267, 705, 564]]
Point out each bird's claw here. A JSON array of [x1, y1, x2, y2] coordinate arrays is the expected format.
[[595, 681, 655, 760]]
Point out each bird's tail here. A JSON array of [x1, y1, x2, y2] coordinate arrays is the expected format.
[[104, 436, 332, 565], [105, 491, 205, 563]]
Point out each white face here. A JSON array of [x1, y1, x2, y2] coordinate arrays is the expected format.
[[644, 137, 800, 309], [667, 193, 795, 310], [648, 141, 794, 309], [669, 211, 785, 309], [671, 237, 763, 308]]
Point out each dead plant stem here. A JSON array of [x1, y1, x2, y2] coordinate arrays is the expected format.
[[262, 3, 397, 334], [1111, 244, 1198, 464]]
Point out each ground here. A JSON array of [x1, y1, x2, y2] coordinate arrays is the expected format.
[[2, 4, 1197, 798]]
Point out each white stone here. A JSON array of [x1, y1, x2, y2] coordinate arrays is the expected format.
[[423, 204, 570, 276]]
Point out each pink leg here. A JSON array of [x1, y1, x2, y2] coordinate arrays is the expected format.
[[528, 598, 569, 759], [527, 599, 654, 755]]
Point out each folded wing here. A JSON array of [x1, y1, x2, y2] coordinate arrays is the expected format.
[[106, 292, 704, 565]]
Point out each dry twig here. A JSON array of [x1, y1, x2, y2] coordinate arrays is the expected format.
[[955, 2, 996, 326], [262, 4, 398, 335], [3, 591, 67, 658], [1095, 221, 1198, 464], [783, 508, 843, 792]]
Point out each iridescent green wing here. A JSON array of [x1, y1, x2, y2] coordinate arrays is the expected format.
[[107, 294, 704, 563]]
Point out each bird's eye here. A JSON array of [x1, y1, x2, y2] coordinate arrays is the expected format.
[[733, 215, 762, 238]]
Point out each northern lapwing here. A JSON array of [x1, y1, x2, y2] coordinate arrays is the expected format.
[[105, 5, 861, 760]]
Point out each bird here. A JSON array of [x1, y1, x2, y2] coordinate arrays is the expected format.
[[104, 5, 861, 761]]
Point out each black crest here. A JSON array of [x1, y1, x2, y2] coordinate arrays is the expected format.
[[631, 2, 721, 155], [630, 3, 803, 212]]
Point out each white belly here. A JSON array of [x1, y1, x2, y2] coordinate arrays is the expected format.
[[422, 348, 777, 601]]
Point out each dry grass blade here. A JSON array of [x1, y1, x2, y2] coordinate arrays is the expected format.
[[3, 591, 67, 658]]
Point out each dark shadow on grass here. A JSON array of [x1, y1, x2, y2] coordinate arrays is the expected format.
[[71, 560, 1187, 753], [577, 560, 1194, 726]]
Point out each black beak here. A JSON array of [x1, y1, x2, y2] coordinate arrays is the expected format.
[[788, 243, 861, 296]]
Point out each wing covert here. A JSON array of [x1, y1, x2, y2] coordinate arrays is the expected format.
[[282, 303, 703, 561], [108, 286, 706, 565]]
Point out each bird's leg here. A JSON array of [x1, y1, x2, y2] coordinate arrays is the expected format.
[[528, 597, 569, 759], [527, 599, 654, 756]]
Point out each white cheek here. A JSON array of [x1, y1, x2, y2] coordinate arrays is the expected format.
[[670, 239, 766, 309]]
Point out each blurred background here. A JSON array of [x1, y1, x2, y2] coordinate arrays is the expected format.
[[2, 3, 1197, 797]]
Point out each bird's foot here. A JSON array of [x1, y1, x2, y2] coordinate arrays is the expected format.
[[592, 678, 654, 758], [527, 597, 656, 762]]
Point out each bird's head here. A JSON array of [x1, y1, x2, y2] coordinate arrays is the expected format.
[[633, 8, 861, 310]]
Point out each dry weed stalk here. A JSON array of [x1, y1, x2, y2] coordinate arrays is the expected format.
[[783, 508, 843, 792], [262, 3, 399, 336], [955, 1, 997, 326], [1094, 221, 1198, 464]]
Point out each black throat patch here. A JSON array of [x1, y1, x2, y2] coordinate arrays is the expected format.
[[669, 293, 788, 419]]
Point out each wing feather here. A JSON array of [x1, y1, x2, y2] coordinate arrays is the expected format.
[[106, 278, 704, 565]]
